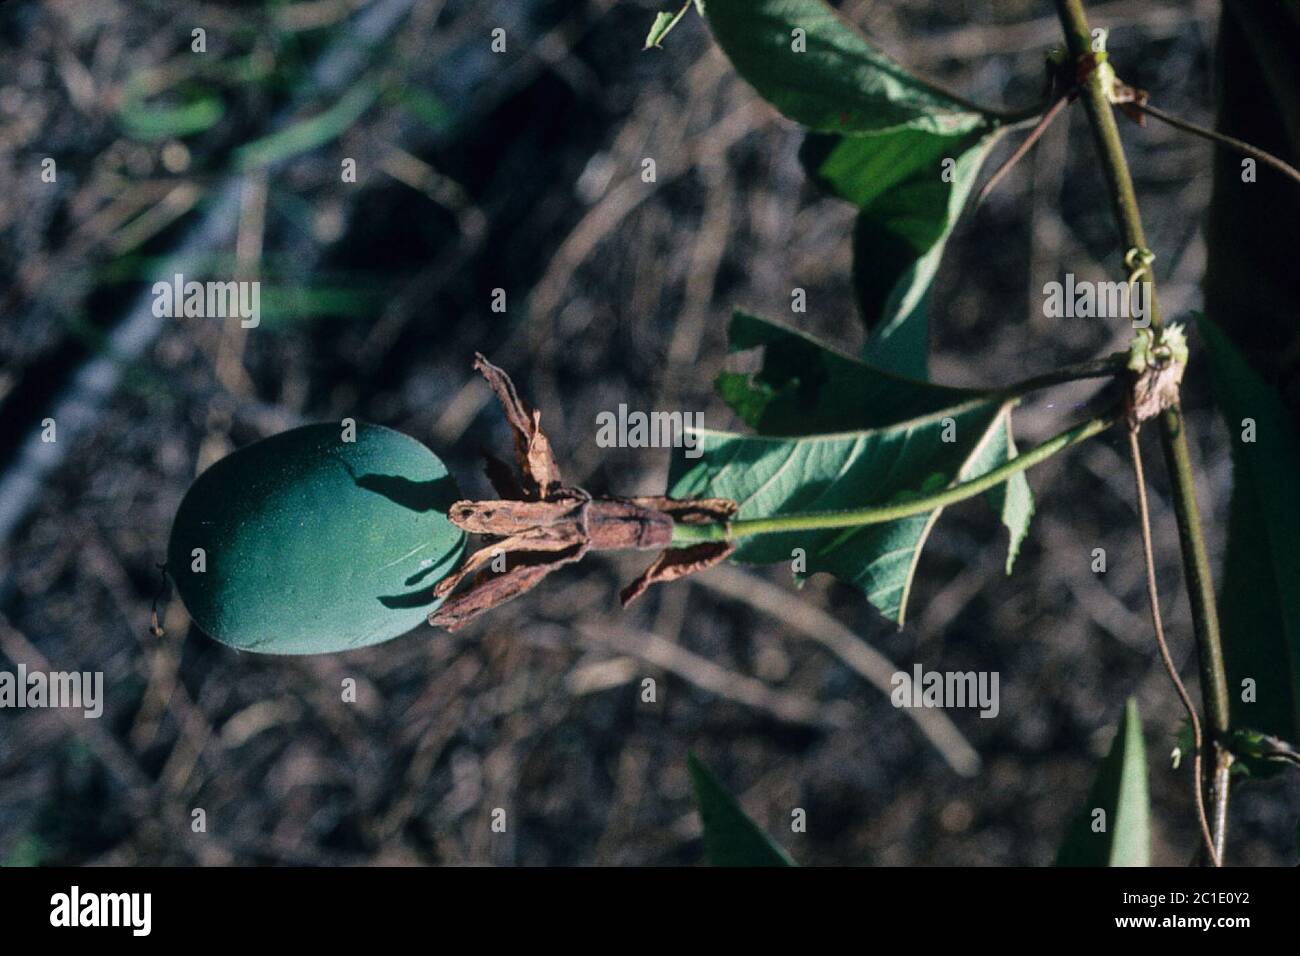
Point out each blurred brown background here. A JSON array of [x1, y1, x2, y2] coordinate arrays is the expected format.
[[1, 0, 1296, 865]]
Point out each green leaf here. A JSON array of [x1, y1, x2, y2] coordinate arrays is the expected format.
[[701, 0, 1001, 376], [644, 1, 704, 50], [1198, 313, 1300, 747], [809, 131, 996, 377], [671, 408, 1010, 623], [687, 754, 795, 866], [1055, 698, 1151, 867], [717, 311, 976, 432], [703, 0, 991, 137], [1204, 0, 1300, 408], [118, 90, 224, 140], [233, 83, 378, 170], [169, 423, 466, 654], [645, 12, 679, 50], [1200, 3, 1300, 774], [256, 284, 385, 327], [705, 313, 1034, 595], [395, 88, 453, 133], [962, 409, 1034, 574], [1226, 728, 1300, 775]]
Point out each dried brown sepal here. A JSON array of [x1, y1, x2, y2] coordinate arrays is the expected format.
[[473, 352, 561, 498], [432, 522, 589, 600], [430, 547, 585, 631], [430, 356, 739, 630], [583, 498, 675, 550], [627, 496, 737, 524], [448, 494, 591, 536], [447, 495, 674, 552], [620, 541, 736, 608]]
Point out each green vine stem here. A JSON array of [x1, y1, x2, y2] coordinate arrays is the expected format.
[[671, 413, 1115, 546], [1054, 0, 1232, 862]]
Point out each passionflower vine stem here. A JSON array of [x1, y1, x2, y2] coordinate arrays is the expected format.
[[1055, 0, 1232, 862], [669, 412, 1116, 546]]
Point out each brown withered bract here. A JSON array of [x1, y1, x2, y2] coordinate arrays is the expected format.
[[1126, 359, 1182, 426], [1109, 80, 1149, 127], [428, 355, 737, 631], [1123, 325, 1188, 428]]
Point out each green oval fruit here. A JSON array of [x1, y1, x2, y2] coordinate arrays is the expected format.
[[168, 423, 465, 655]]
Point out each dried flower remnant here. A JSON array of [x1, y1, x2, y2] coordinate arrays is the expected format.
[[1124, 324, 1188, 426], [428, 355, 737, 630]]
